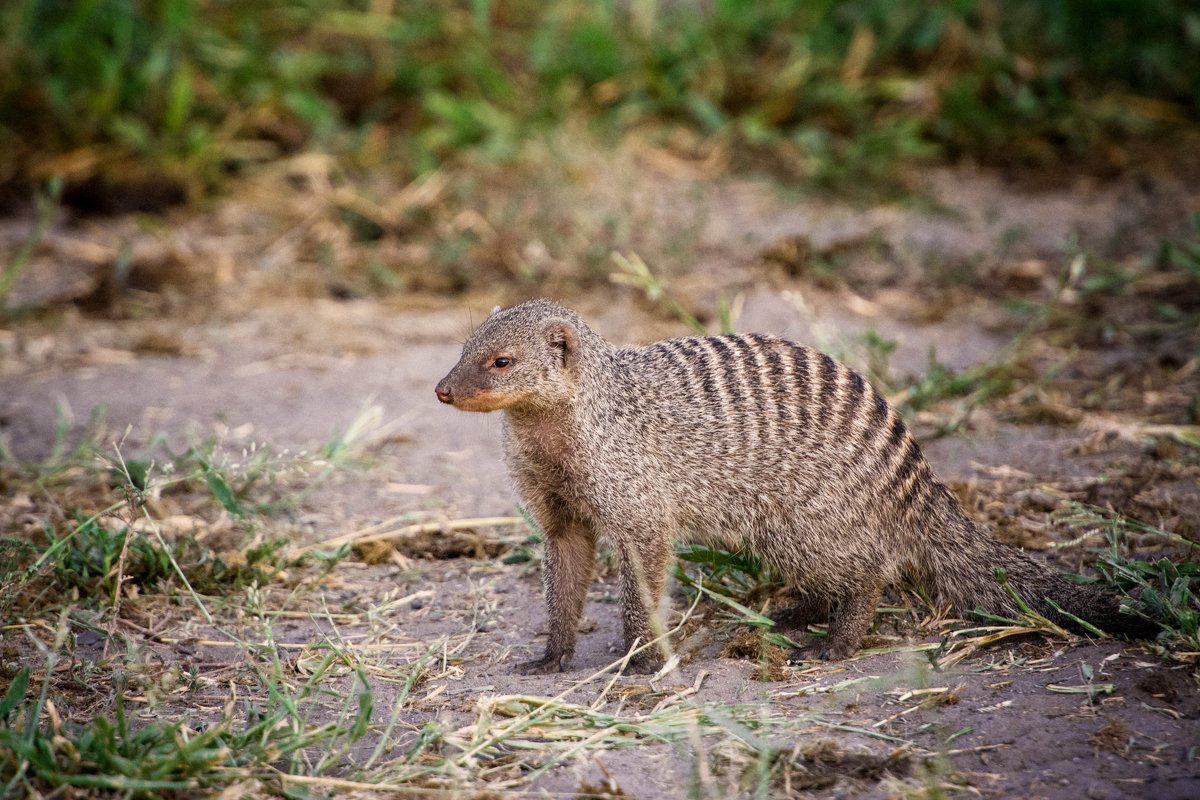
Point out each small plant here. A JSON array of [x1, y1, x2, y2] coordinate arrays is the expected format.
[[50, 517, 172, 597], [610, 251, 743, 335], [0, 179, 60, 317], [674, 543, 780, 598], [1158, 213, 1200, 276], [1092, 548, 1198, 653], [859, 327, 899, 394], [674, 543, 799, 650], [0, 629, 378, 798], [0, 403, 108, 487], [13, 512, 287, 615], [1, 418, 366, 626], [0, 666, 229, 797], [1054, 503, 1199, 654], [890, 254, 1090, 433], [610, 251, 706, 334], [886, 346, 1021, 437]]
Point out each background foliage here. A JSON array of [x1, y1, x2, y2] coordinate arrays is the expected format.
[[2, 0, 1197, 199]]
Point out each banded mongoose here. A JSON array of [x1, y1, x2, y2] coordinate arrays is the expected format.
[[435, 299, 1156, 673]]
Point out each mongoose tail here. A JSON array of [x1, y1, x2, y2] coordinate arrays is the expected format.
[[436, 300, 1158, 674], [912, 512, 1160, 640], [771, 514, 1157, 662]]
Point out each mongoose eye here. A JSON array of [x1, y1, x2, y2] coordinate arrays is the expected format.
[[490, 357, 512, 369]]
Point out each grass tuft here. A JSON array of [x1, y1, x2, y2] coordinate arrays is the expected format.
[[1054, 503, 1200, 655]]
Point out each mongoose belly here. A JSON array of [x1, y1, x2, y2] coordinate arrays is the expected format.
[[435, 299, 1157, 673]]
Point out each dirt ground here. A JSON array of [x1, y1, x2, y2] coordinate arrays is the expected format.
[[2, 149, 1199, 797]]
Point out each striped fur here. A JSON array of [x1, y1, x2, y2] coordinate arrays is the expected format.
[[435, 300, 1157, 673]]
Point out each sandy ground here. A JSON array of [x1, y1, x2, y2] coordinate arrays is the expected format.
[[2, 158, 1199, 797]]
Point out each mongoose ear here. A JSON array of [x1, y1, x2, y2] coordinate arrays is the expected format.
[[544, 318, 580, 369]]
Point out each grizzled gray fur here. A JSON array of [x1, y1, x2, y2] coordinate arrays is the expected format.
[[435, 299, 1156, 674]]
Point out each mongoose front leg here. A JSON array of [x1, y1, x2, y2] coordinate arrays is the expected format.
[[791, 582, 883, 662], [616, 530, 672, 674], [514, 520, 596, 675]]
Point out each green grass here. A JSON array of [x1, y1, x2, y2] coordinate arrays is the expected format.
[[2, 0, 1197, 201], [1158, 213, 1200, 276], [0, 413, 385, 798], [0, 616, 381, 798], [41, 514, 287, 599], [0, 402, 381, 623], [1054, 503, 1200, 653]]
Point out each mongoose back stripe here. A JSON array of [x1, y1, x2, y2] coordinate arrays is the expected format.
[[792, 345, 813, 430], [816, 353, 838, 428]]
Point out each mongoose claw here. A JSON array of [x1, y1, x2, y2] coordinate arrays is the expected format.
[[513, 654, 568, 675]]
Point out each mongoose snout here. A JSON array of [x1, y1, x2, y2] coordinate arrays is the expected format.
[[436, 299, 1159, 675]]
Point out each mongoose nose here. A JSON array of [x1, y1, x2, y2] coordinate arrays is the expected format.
[[435, 385, 454, 404]]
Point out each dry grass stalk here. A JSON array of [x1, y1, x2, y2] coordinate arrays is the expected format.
[[295, 516, 527, 556]]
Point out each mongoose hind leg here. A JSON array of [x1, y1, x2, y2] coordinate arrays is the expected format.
[[789, 582, 883, 663], [514, 517, 596, 675]]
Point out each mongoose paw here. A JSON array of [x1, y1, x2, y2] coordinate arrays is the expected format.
[[788, 639, 856, 663], [622, 653, 664, 675], [513, 654, 568, 675]]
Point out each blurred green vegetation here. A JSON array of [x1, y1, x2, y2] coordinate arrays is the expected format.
[[1, 0, 1197, 201]]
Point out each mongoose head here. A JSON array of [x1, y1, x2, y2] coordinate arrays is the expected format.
[[435, 300, 587, 413]]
